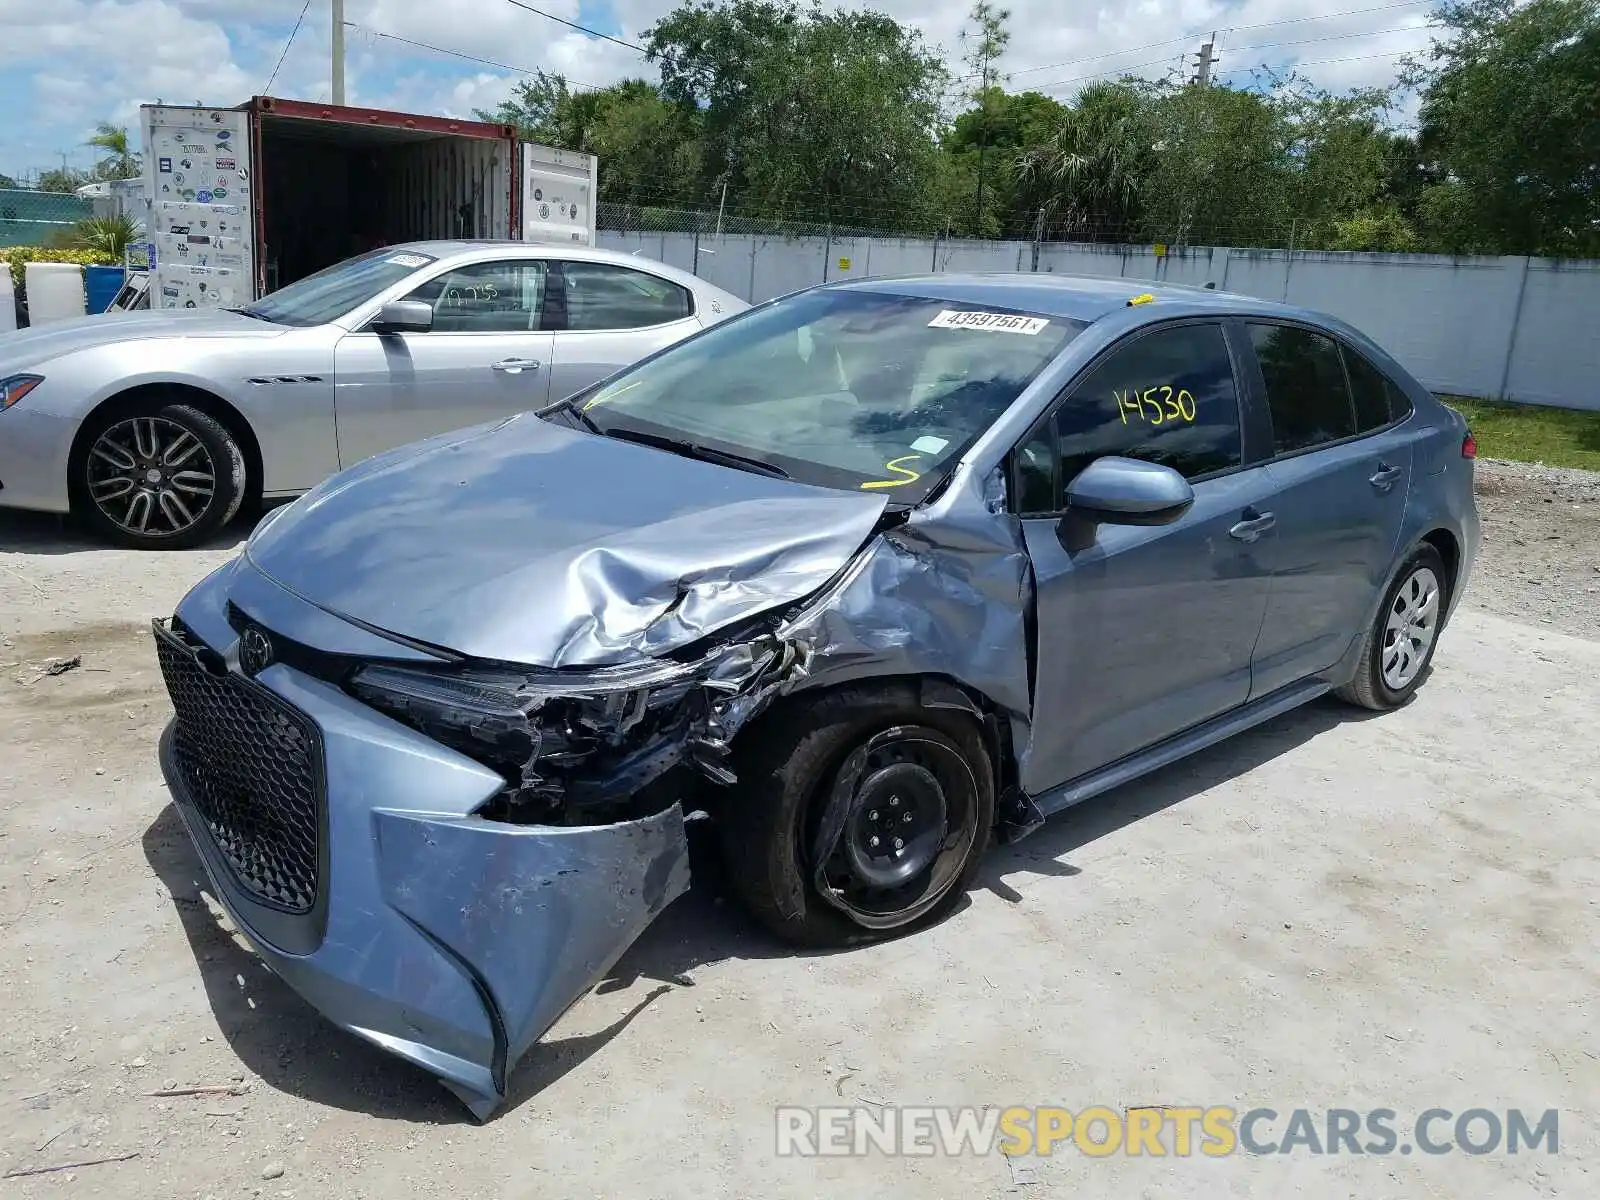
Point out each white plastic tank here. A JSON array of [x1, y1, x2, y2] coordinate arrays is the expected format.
[[0, 263, 15, 333], [23, 262, 87, 325]]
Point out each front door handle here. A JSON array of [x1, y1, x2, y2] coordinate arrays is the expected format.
[[492, 358, 542, 374], [1369, 462, 1404, 491], [1229, 509, 1276, 542]]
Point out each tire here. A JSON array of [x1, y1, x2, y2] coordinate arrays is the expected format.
[[73, 403, 247, 550], [1335, 544, 1450, 711], [717, 683, 995, 948]]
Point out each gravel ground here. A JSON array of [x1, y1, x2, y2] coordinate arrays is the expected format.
[[1469, 459, 1600, 639], [0, 459, 1595, 1198]]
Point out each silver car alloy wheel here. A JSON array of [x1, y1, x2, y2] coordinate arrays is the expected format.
[[86, 416, 218, 538], [1381, 564, 1441, 691]]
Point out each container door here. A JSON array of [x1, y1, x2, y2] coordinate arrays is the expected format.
[[521, 142, 597, 248], [141, 105, 257, 310]]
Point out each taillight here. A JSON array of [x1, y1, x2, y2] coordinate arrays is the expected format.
[[1462, 431, 1477, 459]]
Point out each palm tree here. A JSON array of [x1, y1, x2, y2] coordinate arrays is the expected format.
[[86, 123, 140, 181], [1016, 82, 1156, 241], [70, 214, 140, 260]]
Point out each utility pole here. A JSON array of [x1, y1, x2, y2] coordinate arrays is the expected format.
[[1190, 33, 1217, 87], [331, 0, 346, 105]]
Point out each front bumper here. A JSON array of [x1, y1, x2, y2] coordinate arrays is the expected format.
[[0, 406, 76, 513], [151, 565, 691, 1119]]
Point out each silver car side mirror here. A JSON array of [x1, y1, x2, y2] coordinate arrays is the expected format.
[[371, 300, 433, 334]]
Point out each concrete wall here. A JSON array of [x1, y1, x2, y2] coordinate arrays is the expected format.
[[598, 229, 1600, 410]]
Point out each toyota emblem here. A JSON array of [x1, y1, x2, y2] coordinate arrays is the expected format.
[[239, 626, 273, 676]]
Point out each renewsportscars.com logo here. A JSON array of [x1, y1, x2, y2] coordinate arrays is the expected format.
[[775, 1106, 1560, 1158]]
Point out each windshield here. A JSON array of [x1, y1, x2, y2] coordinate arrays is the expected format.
[[244, 248, 438, 327], [570, 288, 1083, 500]]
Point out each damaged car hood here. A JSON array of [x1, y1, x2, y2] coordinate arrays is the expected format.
[[246, 413, 888, 667]]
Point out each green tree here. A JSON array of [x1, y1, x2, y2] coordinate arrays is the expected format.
[[959, 1, 1012, 237], [37, 166, 90, 194], [940, 89, 1067, 236], [646, 0, 948, 229], [1016, 80, 1159, 241], [1405, 0, 1600, 256], [479, 73, 702, 206], [0, 172, 17, 189], [87, 122, 140, 180]]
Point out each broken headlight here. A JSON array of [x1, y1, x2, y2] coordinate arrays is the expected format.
[[345, 641, 800, 823]]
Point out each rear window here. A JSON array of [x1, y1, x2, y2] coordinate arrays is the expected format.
[[1343, 344, 1413, 429], [1248, 323, 1357, 455]]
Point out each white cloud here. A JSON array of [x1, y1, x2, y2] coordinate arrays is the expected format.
[[1, 0, 1439, 178]]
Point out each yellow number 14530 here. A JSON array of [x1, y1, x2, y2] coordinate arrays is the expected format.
[[1115, 385, 1196, 425]]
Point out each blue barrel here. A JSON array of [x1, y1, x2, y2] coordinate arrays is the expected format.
[[84, 265, 126, 314]]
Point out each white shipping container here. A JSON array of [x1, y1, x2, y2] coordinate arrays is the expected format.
[[140, 96, 599, 310], [522, 142, 598, 248]]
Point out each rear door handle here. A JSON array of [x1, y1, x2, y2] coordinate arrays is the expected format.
[[1229, 510, 1276, 542], [492, 358, 542, 373], [1369, 462, 1404, 490]]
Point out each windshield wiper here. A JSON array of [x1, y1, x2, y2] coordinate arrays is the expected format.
[[599, 426, 790, 479], [229, 307, 276, 323], [539, 395, 603, 434]]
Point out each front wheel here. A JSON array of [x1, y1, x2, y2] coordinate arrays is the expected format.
[[73, 403, 247, 550], [1336, 544, 1450, 710], [717, 684, 994, 948]]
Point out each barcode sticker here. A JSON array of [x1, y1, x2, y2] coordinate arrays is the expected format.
[[385, 253, 432, 268], [928, 309, 1050, 335]]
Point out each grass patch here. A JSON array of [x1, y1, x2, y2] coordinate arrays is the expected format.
[[1440, 396, 1600, 472]]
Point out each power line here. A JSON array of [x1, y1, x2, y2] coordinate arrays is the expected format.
[[501, 0, 648, 55], [343, 22, 612, 93], [1218, 47, 1416, 75], [263, 0, 313, 93], [975, 1, 1437, 83], [1225, 21, 1432, 54]]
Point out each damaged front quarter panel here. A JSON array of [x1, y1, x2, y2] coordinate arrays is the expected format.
[[159, 454, 1038, 1123]]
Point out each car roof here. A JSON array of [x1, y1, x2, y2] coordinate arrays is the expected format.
[[380, 240, 725, 291], [828, 272, 1317, 326]]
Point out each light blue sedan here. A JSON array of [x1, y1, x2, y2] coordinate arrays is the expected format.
[[152, 273, 1479, 1117]]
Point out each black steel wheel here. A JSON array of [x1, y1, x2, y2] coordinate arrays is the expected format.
[[74, 403, 246, 549], [718, 683, 994, 947]]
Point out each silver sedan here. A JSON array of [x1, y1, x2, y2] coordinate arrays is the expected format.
[[0, 243, 747, 548]]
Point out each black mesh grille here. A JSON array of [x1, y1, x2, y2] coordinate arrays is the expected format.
[[154, 622, 324, 913]]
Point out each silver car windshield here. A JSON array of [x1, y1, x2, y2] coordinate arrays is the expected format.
[[244, 248, 438, 327], [576, 288, 1084, 501]]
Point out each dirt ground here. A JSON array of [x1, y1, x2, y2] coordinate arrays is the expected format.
[[0, 459, 1596, 1199]]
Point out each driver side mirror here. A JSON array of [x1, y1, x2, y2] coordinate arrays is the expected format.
[[370, 300, 433, 334], [1065, 456, 1194, 526]]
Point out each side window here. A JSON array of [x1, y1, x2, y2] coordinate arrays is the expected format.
[[560, 262, 692, 331], [1053, 323, 1243, 493], [1342, 343, 1401, 432], [403, 260, 548, 333], [1014, 426, 1056, 514], [1248, 323, 1356, 454]]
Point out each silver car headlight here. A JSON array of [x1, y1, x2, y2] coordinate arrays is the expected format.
[[0, 374, 44, 411]]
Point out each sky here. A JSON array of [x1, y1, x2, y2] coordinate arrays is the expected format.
[[0, 0, 1443, 184]]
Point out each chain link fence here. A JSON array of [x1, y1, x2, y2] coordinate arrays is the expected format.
[[596, 201, 936, 241], [0, 189, 95, 248]]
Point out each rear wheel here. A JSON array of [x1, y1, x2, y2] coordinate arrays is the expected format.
[[73, 403, 246, 550], [1336, 544, 1449, 710], [718, 684, 994, 947]]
